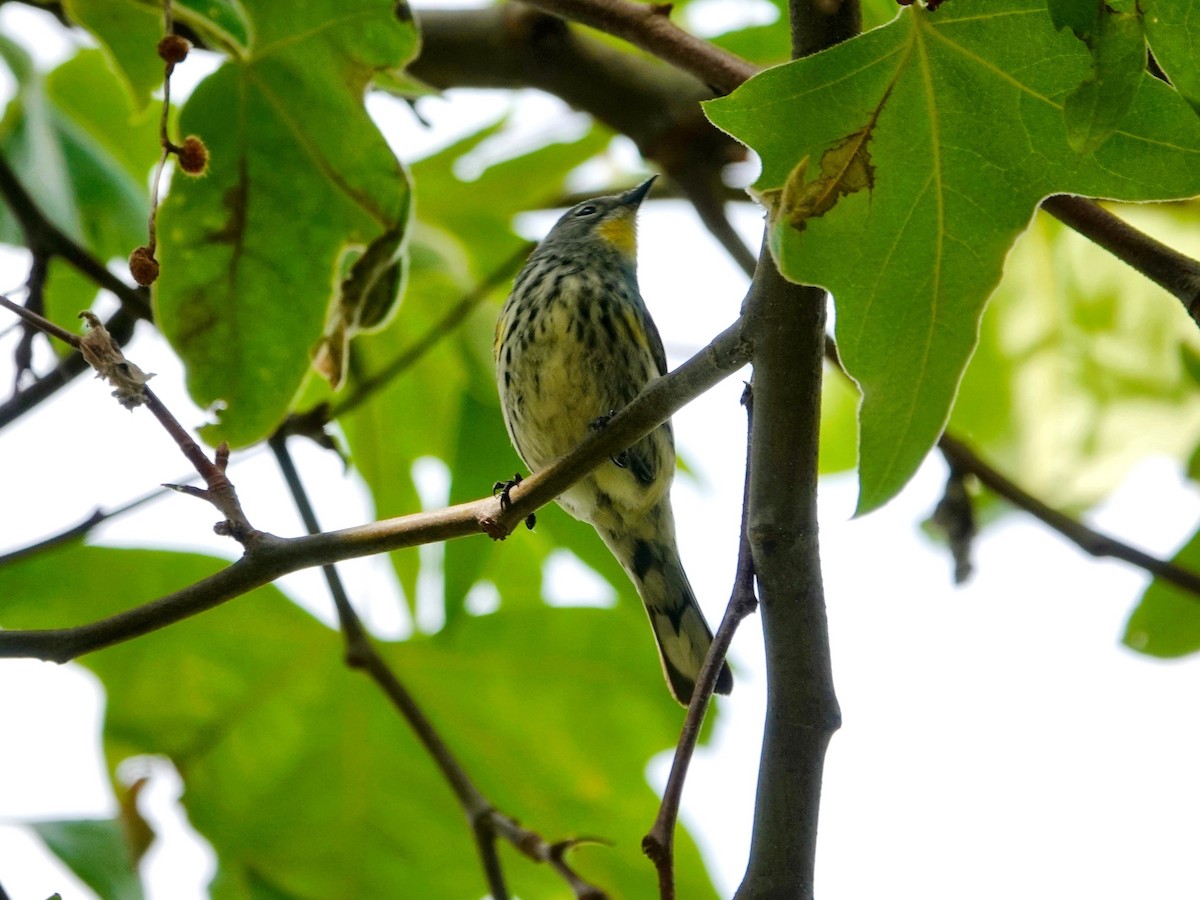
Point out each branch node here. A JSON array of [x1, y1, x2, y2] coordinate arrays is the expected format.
[[641, 831, 669, 865], [478, 513, 512, 541]]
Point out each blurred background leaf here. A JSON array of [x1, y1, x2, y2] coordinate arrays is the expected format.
[[0, 542, 719, 898]]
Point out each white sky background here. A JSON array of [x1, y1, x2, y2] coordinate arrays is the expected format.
[[2, 4, 1200, 899]]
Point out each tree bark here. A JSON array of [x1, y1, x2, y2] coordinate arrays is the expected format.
[[736, 4, 858, 895], [736, 246, 838, 899]]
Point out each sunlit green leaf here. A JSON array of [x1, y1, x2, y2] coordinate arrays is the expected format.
[[706, 0, 1200, 515], [1047, 0, 1098, 34], [1060, 7, 1146, 153], [819, 363, 860, 476], [173, 0, 253, 54], [156, 0, 415, 448]]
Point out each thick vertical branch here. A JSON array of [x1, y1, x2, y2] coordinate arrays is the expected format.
[[736, 4, 855, 897], [736, 243, 838, 900]]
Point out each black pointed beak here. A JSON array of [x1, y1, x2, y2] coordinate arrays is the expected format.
[[619, 176, 657, 208]]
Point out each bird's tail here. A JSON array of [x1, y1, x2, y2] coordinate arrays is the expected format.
[[599, 514, 734, 705]]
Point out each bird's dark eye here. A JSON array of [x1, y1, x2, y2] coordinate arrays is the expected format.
[[574, 205, 598, 217]]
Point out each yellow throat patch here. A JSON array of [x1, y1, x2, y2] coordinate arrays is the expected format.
[[595, 211, 638, 258]]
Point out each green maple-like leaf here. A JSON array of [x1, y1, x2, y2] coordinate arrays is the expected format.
[[706, 0, 1200, 514], [155, 0, 417, 447]]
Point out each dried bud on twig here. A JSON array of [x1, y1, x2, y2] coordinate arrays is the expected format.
[[128, 245, 160, 286], [78, 311, 155, 409], [157, 34, 191, 65], [177, 135, 209, 176], [931, 466, 977, 585]]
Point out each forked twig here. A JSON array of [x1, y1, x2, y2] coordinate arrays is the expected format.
[[0, 296, 256, 544]]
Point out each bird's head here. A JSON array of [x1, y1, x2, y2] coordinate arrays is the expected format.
[[541, 176, 657, 261]]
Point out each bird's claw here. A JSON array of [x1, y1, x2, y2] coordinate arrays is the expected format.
[[589, 411, 628, 468], [492, 474, 536, 529], [588, 410, 617, 431], [493, 472, 523, 512]]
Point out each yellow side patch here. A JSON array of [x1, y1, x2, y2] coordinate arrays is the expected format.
[[494, 310, 510, 360], [621, 305, 650, 354], [595, 212, 637, 258]]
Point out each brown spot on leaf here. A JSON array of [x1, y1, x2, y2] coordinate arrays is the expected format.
[[781, 122, 876, 232]]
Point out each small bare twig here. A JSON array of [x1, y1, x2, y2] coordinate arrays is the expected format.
[[12, 252, 49, 389], [674, 170, 758, 277], [0, 296, 81, 348], [0, 482, 186, 567], [130, 0, 204, 287], [643, 384, 758, 899], [0, 297, 256, 544], [144, 0, 175, 260], [930, 463, 977, 584], [268, 433, 608, 900], [0, 306, 139, 430]]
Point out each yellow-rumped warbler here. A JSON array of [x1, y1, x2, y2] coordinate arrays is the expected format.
[[495, 177, 733, 704]]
